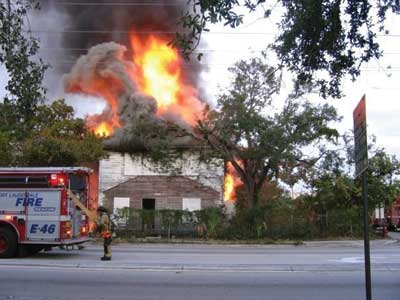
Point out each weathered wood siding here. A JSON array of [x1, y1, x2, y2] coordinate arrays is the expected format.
[[103, 176, 220, 210], [99, 151, 224, 206]]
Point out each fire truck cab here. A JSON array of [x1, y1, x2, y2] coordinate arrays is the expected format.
[[0, 167, 93, 258]]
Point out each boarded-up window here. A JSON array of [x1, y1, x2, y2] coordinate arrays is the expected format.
[[182, 197, 201, 211], [114, 197, 130, 226]]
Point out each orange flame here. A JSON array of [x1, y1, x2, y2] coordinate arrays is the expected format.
[[130, 34, 204, 126], [224, 173, 235, 201], [224, 161, 243, 202], [81, 34, 205, 136], [94, 122, 113, 137], [66, 69, 122, 136], [131, 35, 179, 109]]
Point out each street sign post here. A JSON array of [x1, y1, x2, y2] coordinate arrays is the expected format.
[[353, 95, 371, 300], [354, 96, 368, 178]]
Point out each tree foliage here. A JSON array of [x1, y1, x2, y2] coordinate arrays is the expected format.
[[196, 54, 340, 208], [365, 148, 400, 212], [177, 0, 400, 98], [0, 2, 106, 167], [0, 0, 48, 133], [304, 135, 400, 216], [0, 99, 107, 166]]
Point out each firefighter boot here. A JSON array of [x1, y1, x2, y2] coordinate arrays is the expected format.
[[101, 256, 111, 261]]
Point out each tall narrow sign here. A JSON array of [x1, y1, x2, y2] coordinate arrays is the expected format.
[[353, 95, 371, 300], [354, 96, 368, 178]]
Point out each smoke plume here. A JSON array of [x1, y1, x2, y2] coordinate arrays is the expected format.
[[39, 0, 204, 87], [63, 42, 198, 149], [37, 1, 205, 150], [63, 42, 157, 148]]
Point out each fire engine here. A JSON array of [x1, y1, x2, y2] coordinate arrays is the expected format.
[[0, 167, 96, 258]]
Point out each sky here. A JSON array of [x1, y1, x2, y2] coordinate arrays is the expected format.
[[0, 2, 399, 161], [201, 6, 400, 160]]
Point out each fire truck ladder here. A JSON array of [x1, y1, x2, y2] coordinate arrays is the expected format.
[[67, 189, 97, 223]]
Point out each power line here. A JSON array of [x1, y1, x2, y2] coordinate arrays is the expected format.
[[27, 29, 400, 38], [42, 59, 400, 71], [360, 68, 400, 72], [38, 47, 268, 53], [37, 47, 400, 55], [47, 60, 234, 66], [377, 34, 400, 37], [29, 29, 276, 35], [54, 2, 186, 6]]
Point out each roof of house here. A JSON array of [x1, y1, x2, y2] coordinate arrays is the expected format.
[[103, 120, 206, 152], [103, 175, 219, 196]]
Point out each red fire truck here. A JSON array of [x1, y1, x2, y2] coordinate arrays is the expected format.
[[0, 167, 93, 258]]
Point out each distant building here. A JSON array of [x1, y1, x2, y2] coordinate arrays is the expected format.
[[388, 197, 400, 226]]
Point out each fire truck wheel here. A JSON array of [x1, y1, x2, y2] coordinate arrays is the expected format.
[[0, 227, 18, 258]]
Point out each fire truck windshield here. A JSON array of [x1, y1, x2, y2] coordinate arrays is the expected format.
[[69, 174, 86, 192]]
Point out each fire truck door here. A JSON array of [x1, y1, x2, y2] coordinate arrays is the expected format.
[[71, 205, 82, 238], [25, 190, 61, 241]]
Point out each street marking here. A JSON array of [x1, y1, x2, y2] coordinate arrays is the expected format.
[[330, 256, 385, 263]]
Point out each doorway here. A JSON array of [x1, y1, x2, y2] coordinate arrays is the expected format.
[[142, 198, 155, 230], [142, 198, 155, 210]]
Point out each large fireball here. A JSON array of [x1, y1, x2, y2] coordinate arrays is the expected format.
[[130, 34, 204, 127], [65, 36, 205, 138]]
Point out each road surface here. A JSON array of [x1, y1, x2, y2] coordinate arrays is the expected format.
[[0, 240, 399, 300]]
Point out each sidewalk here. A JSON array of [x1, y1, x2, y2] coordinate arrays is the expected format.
[[304, 238, 399, 247], [387, 231, 400, 241], [1, 240, 399, 272]]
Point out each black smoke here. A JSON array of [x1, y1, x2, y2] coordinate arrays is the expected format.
[[38, 0, 204, 87]]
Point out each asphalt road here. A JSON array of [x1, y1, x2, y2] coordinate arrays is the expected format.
[[0, 240, 399, 300], [0, 266, 399, 300]]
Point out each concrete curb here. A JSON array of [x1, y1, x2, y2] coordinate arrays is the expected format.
[[93, 239, 399, 249], [1, 261, 400, 272]]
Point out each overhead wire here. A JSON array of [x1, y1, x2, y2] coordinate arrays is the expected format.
[[37, 46, 400, 55], [28, 29, 276, 36], [54, 2, 189, 6], [6, 1, 399, 75], [40, 57, 400, 71], [26, 28, 400, 37]]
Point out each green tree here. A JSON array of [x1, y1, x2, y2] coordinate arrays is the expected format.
[[0, 0, 48, 135], [366, 148, 400, 214], [0, 3, 105, 167], [305, 135, 400, 216], [176, 0, 400, 99], [304, 146, 357, 212], [0, 99, 106, 166], [197, 55, 340, 208], [17, 100, 107, 166], [0, 130, 13, 165]]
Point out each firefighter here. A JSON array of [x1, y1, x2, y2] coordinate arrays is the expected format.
[[96, 206, 112, 261]]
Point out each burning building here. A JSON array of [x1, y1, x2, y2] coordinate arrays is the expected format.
[[56, 3, 229, 212], [33, 0, 242, 212], [63, 38, 228, 212]]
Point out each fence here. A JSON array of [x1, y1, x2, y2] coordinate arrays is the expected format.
[[114, 208, 202, 239], [113, 207, 366, 240]]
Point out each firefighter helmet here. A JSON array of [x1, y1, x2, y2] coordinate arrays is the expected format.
[[97, 206, 109, 213]]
